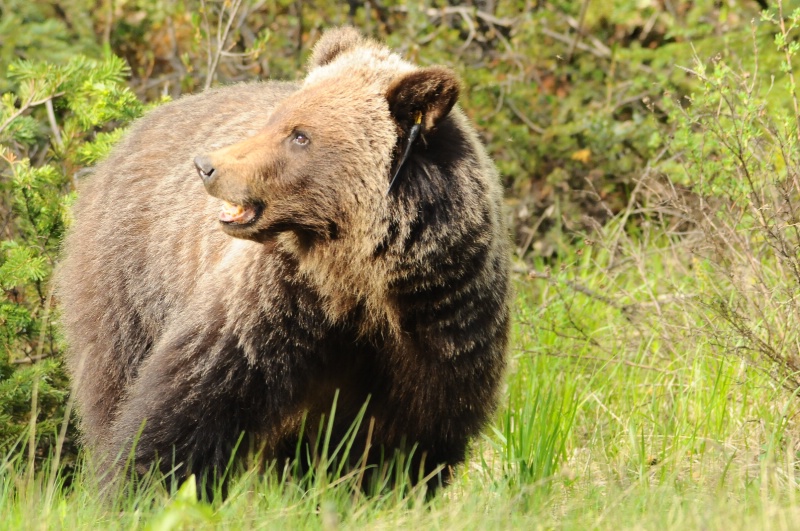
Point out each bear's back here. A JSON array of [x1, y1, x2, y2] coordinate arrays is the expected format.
[[59, 81, 300, 340]]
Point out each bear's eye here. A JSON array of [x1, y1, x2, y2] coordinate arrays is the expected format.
[[292, 132, 310, 146]]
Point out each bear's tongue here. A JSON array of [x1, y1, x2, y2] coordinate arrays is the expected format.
[[219, 201, 257, 225]]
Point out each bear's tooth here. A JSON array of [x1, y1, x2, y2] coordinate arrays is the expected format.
[[221, 201, 245, 217], [219, 200, 256, 224]]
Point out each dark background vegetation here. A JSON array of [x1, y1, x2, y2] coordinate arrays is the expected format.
[[0, 0, 783, 467]]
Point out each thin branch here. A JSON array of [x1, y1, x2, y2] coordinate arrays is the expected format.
[[539, 27, 610, 59], [389, 5, 515, 28], [103, 0, 114, 51], [517, 204, 554, 257], [12, 353, 54, 365], [518, 349, 665, 372], [45, 99, 63, 149], [525, 269, 621, 309], [421, 6, 514, 27], [456, 8, 476, 53], [205, 0, 244, 90], [25, 284, 54, 488], [567, 0, 591, 63], [200, 0, 213, 78], [0, 93, 65, 137], [506, 99, 545, 134], [778, 0, 800, 145], [26, 375, 39, 488], [565, 15, 612, 58]]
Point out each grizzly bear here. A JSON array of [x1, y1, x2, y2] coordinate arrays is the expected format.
[[56, 27, 510, 493]]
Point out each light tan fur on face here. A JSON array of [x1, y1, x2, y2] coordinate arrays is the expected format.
[[198, 57, 407, 329]]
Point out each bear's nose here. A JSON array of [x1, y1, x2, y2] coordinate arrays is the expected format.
[[194, 156, 216, 184]]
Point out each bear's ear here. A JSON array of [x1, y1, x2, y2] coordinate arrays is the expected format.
[[386, 66, 460, 134], [308, 27, 364, 69]]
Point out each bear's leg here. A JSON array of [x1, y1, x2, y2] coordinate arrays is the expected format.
[[374, 313, 508, 492], [99, 320, 285, 495], [67, 305, 152, 452]]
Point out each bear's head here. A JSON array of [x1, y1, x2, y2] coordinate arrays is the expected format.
[[193, 27, 460, 252]]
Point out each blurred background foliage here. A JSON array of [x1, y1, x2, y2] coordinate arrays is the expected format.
[[0, 0, 781, 462]]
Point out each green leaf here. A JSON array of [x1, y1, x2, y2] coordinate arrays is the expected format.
[[0, 241, 47, 290]]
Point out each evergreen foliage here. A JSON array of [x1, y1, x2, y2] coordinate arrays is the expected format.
[[0, 50, 144, 456]]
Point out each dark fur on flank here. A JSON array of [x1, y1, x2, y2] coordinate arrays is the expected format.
[[56, 27, 510, 494]]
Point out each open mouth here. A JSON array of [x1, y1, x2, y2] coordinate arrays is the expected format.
[[218, 200, 263, 226]]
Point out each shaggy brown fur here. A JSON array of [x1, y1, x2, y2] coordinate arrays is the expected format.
[[56, 27, 510, 493]]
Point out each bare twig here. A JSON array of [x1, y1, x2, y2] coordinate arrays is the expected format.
[[26, 375, 39, 489], [517, 204, 554, 257], [389, 4, 516, 44], [774, 1, 800, 199], [638, 10, 659, 45], [46, 353, 83, 504], [12, 353, 54, 365], [490, 85, 505, 118], [34, 285, 55, 362], [456, 8, 477, 53], [565, 15, 612, 57], [200, 0, 213, 78], [539, 27, 610, 59], [103, 0, 114, 51], [778, 0, 800, 145], [26, 284, 54, 488], [506, 99, 545, 134], [205, 0, 244, 90], [525, 269, 621, 309], [567, 0, 591, 63], [0, 93, 65, 137], [395, 5, 515, 27], [297, 0, 304, 63], [519, 349, 664, 372], [45, 99, 63, 149]]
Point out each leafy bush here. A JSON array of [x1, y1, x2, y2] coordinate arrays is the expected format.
[[0, 54, 144, 457], [657, 6, 800, 394]]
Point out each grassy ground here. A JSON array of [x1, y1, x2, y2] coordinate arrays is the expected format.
[[4, 219, 800, 530]]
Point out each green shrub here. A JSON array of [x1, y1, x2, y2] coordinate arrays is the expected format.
[[0, 54, 144, 457], [656, 6, 800, 394]]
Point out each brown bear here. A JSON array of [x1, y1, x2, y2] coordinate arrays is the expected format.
[[56, 27, 510, 493]]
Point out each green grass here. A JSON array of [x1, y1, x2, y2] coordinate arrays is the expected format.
[[4, 221, 800, 530]]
